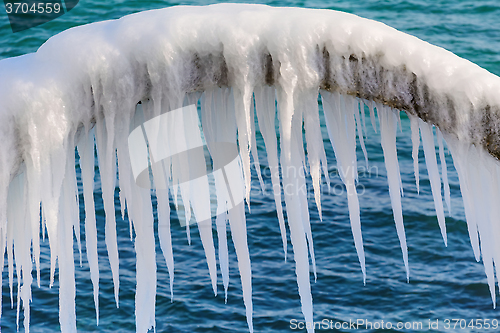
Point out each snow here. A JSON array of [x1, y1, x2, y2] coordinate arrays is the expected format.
[[1, 3, 500, 333]]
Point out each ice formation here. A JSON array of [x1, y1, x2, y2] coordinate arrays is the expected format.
[[1, 3, 500, 332]]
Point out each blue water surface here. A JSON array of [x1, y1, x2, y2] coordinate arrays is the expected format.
[[1, 1, 500, 332]]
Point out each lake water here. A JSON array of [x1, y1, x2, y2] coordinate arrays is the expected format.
[[1, 1, 499, 332]]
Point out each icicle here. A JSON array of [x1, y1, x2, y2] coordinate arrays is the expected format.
[[7, 197, 13, 308], [354, 99, 369, 169], [419, 119, 447, 246], [190, 174, 219, 296], [489, 163, 500, 296], [302, 90, 329, 222], [228, 202, 253, 332], [94, 109, 120, 307], [16, 278, 20, 332], [295, 91, 319, 280], [156, 183, 175, 301], [203, 125, 254, 332], [7, 170, 28, 330], [165, 100, 194, 245], [8, 171, 31, 332], [120, 101, 163, 331], [396, 109, 403, 132], [129, 185, 157, 333], [76, 128, 100, 323], [437, 128, 451, 215], [298, 166, 317, 282], [41, 208, 46, 242], [250, 96, 265, 192], [277, 84, 313, 333], [22, 230, 33, 333], [0, 195, 5, 321], [233, 86, 254, 208], [254, 85, 288, 260], [321, 91, 366, 283], [464, 147, 496, 306], [58, 144, 77, 333], [123, 103, 148, 241], [377, 104, 409, 280], [446, 138, 500, 306], [445, 135, 480, 261], [41, 141, 67, 291], [15, 249, 20, 330], [292, 102, 307, 174], [368, 100, 377, 133], [25, 155, 42, 288], [409, 113, 420, 194], [67, 148, 82, 267], [201, 88, 234, 299], [215, 205, 229, 302], [145, 101, 218, 295], [180, 187, 192, 244], [182, 103, 218, 295], [360, 100, 367, 137]]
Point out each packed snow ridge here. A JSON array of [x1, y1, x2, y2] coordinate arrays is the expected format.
[[0, 4, 499, 333]]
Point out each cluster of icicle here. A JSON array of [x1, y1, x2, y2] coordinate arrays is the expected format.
[[1, 4, 500, 333]]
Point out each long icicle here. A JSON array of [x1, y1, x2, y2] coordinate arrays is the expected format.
[[129, 184, 157, 332], [301, 90, 327, 279], [303, 90, 329, 222], [156, 165, 175, 301], [419, 119, 447, 246], [201, 88, 232, 299], [250, 96, 265, 192], [254, 85, 288, 261], [202, 87, 253, 330], [58, 141, 78, 333], [488, 161, 500, 296], [354, 100, 369, 169], [9, 171, 31, 332], [445, 134, 481, 261], [94, 105, 121, 307], [437, 128, 451, 215], [277, 84, 313, 333], [321, 91, 366, 284], [77, 127, 100, 323], [294, 92, 317, 281], [234, 86, 254, 209], [228, 88, 254, 332], [468, 147, 496, 306], [409, 113, 421, 194], [179, 101, 218, 296], [377, 105, 409, 280]]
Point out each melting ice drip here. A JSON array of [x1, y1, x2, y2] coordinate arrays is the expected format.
[[0, 4, 500, 333]]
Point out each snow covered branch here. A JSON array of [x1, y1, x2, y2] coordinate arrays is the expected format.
[[0, 4, 499, 333]]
